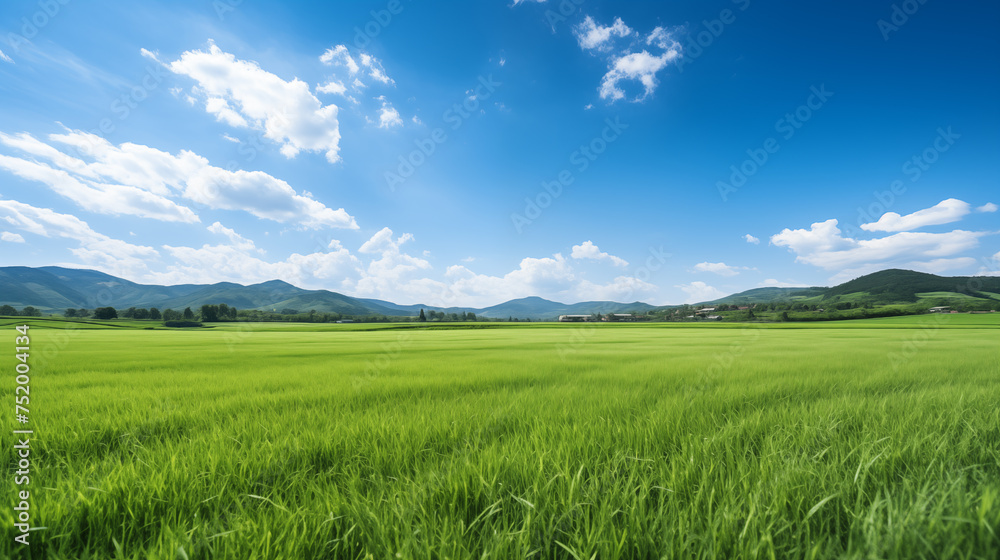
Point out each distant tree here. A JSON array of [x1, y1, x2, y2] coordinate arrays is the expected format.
[[780, 311, 790, 322], [0, 305, 16, 316], [122, 307, 136, 319], [149, 308, 162, 320], [218, 304, 231, 320], [20, 306, 42, 317], [134, 308, 151, 320], [183, 307, 195, 321], [64, 308, 78, 318], [94, 307, 118, 320], [465, 312, 477, 321], [419, 309, 426, 322], [280, 308, 299, 315], [77, 308, 90, 318], [201, 304, 220, 322], [163, 309, 181, 321], [747, 309, 756, 320]]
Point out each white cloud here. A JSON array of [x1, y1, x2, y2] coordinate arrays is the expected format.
[[903, 257, 977, 275], [976, 202, 998, 213], [977, 251, 1000, 277], [759, 279, 803, 288], [576, 276, 657, 301], [166, 42, 342, 163], [574, 16, 633, 50], [772, 218, 989, 274], [0, 128, 357, 229], [317, 80, 347, 96], [151, 237, 361, 289], [861, 198, 971, 232], [0, 138, 200, 224], [693, 262, 741, 277], [207, 222, 260, 253], [744, 234, 760, 245], [221, 134, 241, 144], [646, 27, 681, 51], [0, 49, 12, 63], [319, 45, 359, 74], [377, 99, 403, 129], [360, 53, 394, 85], [675, 281, 725, 303], [570, 240, 628, 267], [0, 199, 158, 278], [600, 50, 679, 102], [1, 231, 25, 243]]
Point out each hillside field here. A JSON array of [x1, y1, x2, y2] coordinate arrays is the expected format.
[[2, 317, 999, 559]]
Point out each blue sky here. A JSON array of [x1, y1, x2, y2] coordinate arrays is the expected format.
[[0, 0, 997, 306]]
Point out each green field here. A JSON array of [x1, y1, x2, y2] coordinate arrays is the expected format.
[[2, 317, 999, 559]]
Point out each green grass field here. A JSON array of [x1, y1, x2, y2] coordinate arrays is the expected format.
[[2, 316, 999, 559]]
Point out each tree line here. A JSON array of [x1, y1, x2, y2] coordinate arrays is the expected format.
[[0, 305, 42, 317]]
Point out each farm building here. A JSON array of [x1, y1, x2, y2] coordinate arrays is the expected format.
[[558, 315, 591, 322]]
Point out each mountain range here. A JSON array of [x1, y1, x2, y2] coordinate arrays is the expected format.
[[1, 267, 998, 320]]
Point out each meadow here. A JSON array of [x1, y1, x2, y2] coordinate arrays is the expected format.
[[1, 315, 998, 559]]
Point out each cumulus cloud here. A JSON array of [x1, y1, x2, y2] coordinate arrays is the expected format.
[[976, 202, 998, 213], [151, 227, 361, 289], [359, 53, 394, 85], [164, 42, 342, 163], [693, 262, 742, 277], [0, 49, 12, 63], [646, 27, 681, 51], [376, 97, 403, 129], [675, 281, 725, 303], [744, 234, 760, 245], [599, 50, 679, 102], [570, 241, 628, 267], [207, 221, 260, 253], [0, 199, 158, 278], [0, 128, 357, 229], [317, 80, 347, 96], [320, 45, 359, 74], [574, 16, 633, 50], [572, 20, 682, 103], [1, 231, 25, 243], [771, 218, 989, 277], [861, 198, 971, 232]]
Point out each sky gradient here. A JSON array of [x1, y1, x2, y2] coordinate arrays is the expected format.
[[1, 0, 998, 306]]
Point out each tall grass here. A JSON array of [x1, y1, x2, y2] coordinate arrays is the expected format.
[[2, 319, 998, 558]]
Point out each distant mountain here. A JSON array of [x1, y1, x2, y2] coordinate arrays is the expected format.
[[0, 267, 657, 320], [703, 269, 1000, 306], [4, 266, 996, 320]]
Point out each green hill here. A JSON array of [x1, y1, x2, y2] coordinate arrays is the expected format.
[[825, 269, 1000, 303]]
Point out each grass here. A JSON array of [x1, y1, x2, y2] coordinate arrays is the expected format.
[[2, 317, 999, 559]]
